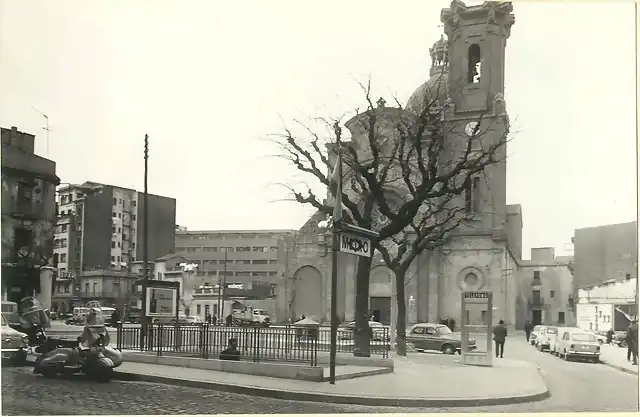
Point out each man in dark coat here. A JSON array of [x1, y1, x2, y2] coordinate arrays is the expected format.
[[493, 319, 508, 358], [524, 321, 534, 343], [606, 328, 614, 345], [627, 320, 638, 365]]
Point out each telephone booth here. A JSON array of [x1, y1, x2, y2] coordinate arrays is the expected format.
[[460, 291, 493, 367]]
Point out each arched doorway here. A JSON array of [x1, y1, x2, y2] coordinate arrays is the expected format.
[[370, 266, 392, 325], [292, 266, 323, 321]]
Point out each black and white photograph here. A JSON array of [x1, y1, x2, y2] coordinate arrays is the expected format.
[[0, 0, 638, 414]]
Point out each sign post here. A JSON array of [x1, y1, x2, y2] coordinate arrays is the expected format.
[[460, 291, 493, 367], [328, 222, 378, 384]]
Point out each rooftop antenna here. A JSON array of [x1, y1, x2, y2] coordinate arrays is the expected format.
[[31, 105, 51, 157]]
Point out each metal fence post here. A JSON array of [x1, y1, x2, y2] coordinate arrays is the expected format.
[[148, 324, 154, 351], [156, 325, 162, 357], [203, 323, 210, 359], [253, 326, 259, 363]]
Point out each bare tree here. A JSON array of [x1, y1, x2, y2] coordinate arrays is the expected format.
[[273, 73, 510, 356]]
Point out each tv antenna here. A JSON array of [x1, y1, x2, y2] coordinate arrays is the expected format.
[[31, 106, 51, 157]]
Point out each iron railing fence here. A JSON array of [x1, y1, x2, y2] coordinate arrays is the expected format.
[[116, 324, 390, 365]]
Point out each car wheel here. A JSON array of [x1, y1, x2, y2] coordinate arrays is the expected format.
[[441, 344, 456, 355], [598, 339, 603, 345]]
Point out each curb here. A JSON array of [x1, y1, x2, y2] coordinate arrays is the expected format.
[[600, 360, 639, 376], [25, 357, 550, 407]]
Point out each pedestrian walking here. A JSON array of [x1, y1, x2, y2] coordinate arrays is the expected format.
[[212, 315, 217, 326], [524, 320, 533, 343], [225, 314, 233, 327], [493, 319, 508, 358], [606, 328, 614, 345], [627, 319, 638, 365]]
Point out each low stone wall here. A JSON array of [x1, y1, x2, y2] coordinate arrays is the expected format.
[[123, 352, 325, 382], [315, 352, 394, 370]]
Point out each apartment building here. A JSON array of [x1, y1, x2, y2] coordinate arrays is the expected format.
[[516, 247, 575, 328], [174, 229, 295, 293], [1, 126, 59, 304], [52, 182, 176, 310]]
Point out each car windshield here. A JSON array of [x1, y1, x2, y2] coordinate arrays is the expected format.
[[572, 333, 597, 342], [436, 325, 452, 335]]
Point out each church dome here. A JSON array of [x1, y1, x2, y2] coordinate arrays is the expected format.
[[405, 71, 449, 114], [405, 35, 450, 114]]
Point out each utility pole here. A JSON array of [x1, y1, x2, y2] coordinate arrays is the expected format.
[[139, 134, 149, 350], [220, 248, 228, 320]]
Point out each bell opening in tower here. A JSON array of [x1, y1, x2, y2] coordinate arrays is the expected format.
[[468, 44, 481, 84]]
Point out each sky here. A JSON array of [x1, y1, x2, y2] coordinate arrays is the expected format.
[[0, 0, 637, 260]]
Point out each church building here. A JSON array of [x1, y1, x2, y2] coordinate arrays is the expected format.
[[278, 1, 523, 330]]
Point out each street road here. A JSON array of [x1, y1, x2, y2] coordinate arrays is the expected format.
[[2, 335, 638, 414]]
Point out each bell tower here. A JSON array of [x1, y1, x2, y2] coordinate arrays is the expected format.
[[441, 1, 515, 113]]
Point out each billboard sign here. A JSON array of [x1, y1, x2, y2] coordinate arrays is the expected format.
[[146, 286, 177, 317]]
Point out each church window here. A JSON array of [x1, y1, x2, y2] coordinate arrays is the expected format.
[[464, 176, 481, 213], [464, 272, 478, 287], [468, 44, 481, 84]]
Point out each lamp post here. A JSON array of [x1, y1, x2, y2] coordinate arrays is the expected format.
[[139, 134, 150, 350]]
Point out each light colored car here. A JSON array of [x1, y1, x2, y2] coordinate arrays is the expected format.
[[340, 321, 388, 341], [537, 325, 558, 352], [530, 325, 546, 346], [556, 328, 601, 362], [1, 313, 28, 365], [550, 326, 577, 355], [406, 323, 475, 355]]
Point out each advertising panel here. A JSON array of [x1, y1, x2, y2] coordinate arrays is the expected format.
[[146, 287, 177, 317]]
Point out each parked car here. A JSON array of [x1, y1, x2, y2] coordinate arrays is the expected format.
[[340, 321, 388, 341], [614, 331, 628, 348], [537, 326, 558, 352], [406, 322, 475, 355], [550, 326, 578, 355], [556, 328, 600, 362], [530, 325, 545, 346], [0, 313, 28, 365], [589, 331, 606, 345], [1, 301, 20, 330]]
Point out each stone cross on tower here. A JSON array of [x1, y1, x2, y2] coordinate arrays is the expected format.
[[376, 97, 386, 108]]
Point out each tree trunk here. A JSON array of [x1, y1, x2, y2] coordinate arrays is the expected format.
[[394, 268, 407, 356], [353, 255, 372, 357]]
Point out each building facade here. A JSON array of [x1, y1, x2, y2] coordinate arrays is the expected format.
[[573, 221, 638, 289], [1, 126, 59, 306], [52, 182, 176, 310], [279, 1, 521, 329], [576, 277, 637, 332], [515, 247, 575, 328], [174, 229, 294, 298]]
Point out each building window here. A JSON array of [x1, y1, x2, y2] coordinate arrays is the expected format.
[[117, 242, 121, 248], [60, 239, 67, 248], [253, 272, 267, 277], [196, 304, 201, 315], [187, 247, 198, 252], [118, 227, 121, 233], [533, 271, 540, 280], [113, 198, 117, 205], [252, 247, 266, 252], [236, 271, 250, 276], [236, 247, 251, 252], [203, 247, 218, 252], [558, 312, 565, 323], [61, 224, 68, 232], [112, 227, 116, 233], [118, 213, 121, 218], [550, 290, 555, 298], [175, 247, 184, 252], [60, 253, 67, 263], [132, 214, 136, 221], [132, 201, 137, 207], [112, 241, 116, 249], [626, 273, 632, 281], [468, 44, 481, 84], [268, 260, 278, 264], [464, 176, 481, 213], [119, 198, 123, 204], [268, 271, 277, 276], [112, 212, 116, 218], [111, 256, 115, 262], [269, 246, 278, 252], [117, 256, 120, 263], [85, 283, 90, 293], [253, 260, 268, 265]]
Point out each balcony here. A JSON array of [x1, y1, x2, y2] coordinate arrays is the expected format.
[[527, 297, 546, 309]]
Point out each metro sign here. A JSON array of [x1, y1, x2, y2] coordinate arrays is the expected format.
[[339, 231, 372, 258]]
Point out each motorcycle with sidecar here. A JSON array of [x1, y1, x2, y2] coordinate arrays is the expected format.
[[21, 298, 123, 382]]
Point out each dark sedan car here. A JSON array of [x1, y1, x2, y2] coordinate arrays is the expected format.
[[406, 322, 476, 354]]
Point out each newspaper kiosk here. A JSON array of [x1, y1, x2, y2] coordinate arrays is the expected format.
[[460, 291, 493, 367]]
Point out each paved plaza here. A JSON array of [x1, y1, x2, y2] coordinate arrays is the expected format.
[[2, 334, 638, 414]]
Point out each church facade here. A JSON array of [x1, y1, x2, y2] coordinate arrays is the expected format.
[[277, 1, 523, 330]]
